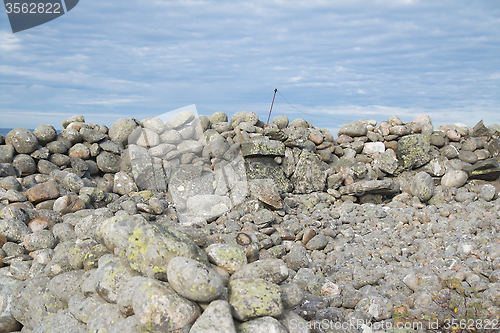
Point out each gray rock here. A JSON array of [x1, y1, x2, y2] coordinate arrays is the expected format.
[[441, 144, 459, 159], [206, 243, 247, 274], [62, 115, 85, 128], [229, 278, 283, 321], [47, 270, 85, 304], [107, 316, 141, 333], [165, 110, 196, 129], [291, 150, 327, 194], [340, 179, 400, 196], [411, 171, 434, 202], [12, 154, 36, 175], [0, 145, 14, 163], [68, 294, 107, 324], [167, 256, 225, 302], [338, 121, 367, 137], [272, 115, 289, 129], [0, 219, 30, 242], [11, 276, 65, 329], [284, 247, 310, 271], [140, 117, 166, 134], [31, 309, 87, 333], [109, 118, 138, 146], [249, 179, 284, 210], [305, 234, 329, 250], [479, 184, 496, 201], [189, 300, 236, 333], [53, 194, 86, 215], [23, 230, 57, 251], [230, 259, 289, 284], [459, 150, 478, 164], [231, 111, 259, 127], [96, 151, 121, 173], [241, 138, 285, 157], [112, 171, 138, 195], [125, 222, 207, 281], [465, 158, 500, 180], [94, 254, 140, 303], [5, 128, 39, 154], [132, 278, 200, 332], [441, 170, 468, 188], [397, 134, 432, 169], [209, 111, 228, 125], [237, 316, 288, 333], [68, 143, 90, 159], [87, 303, 125, 333], [186, 194, 231, 221], [280, 283, 304, 309], [354, 294, 392, 321]]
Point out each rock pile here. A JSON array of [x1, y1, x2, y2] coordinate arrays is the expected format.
[[0, 110, 499, 333]]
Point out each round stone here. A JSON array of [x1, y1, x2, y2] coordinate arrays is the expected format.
[[5, 128, 39, 154]]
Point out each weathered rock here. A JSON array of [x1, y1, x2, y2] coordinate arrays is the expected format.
[[241, 138, 285, 157], [245, 156, 293, 193], [189, 300, 236, 333], [290, 150, 327, 194], [132, 278, 200, 332], [93, 254, 140, 303], [411, 172, 434, 202], [249, 179, 284, 209], [397, 134, 432, 169], [230, 259, 288, 284], [126, 222, 207, 280], [109, 118, 138, 146], [339, 179, 400, 196], [465, 158, 500, 180], [5, 128, 39, 154], [338, 121, 367, 137], [167, 256, 225, 302], [206, 243, 248, 274], [229, 278, 283, 321], [237, 316, 288, 332]]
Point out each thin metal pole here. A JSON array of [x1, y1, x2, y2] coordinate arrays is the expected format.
[[267, 88, 278, 124]]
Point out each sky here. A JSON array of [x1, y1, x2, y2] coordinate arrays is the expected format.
[[1, 0, 499, 136]]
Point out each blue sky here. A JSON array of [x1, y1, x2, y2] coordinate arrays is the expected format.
[[1, 0, 499, 135]]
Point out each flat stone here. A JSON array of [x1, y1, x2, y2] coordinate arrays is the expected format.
[[339, 179, 400, 196], [241, 138, 285, 157], [249, 179, 284, 209], [465, 158, 500, 181]]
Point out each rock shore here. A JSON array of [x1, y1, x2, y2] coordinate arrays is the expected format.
[[0, 111, 499, 333]]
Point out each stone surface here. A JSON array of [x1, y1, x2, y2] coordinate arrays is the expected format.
[[397, 134, 432, 169], [411, 172, 434, 202], [441, 170, 468, 188], [229, 278, 283, 321], [5, 128, 39, 154]]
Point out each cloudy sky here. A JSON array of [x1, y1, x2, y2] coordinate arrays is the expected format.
[[1, 0, 499, 135]]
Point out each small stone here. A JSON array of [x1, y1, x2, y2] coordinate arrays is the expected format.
[[479, 184, 496, 201], [338, 121, 367, 137], [53, 195, 86, 215], [441, 170, 468, 188], [23, 230, 57, 251], [165, 110, 196, 129], [411, 171, 434, 202], [206, 243, 247, 274]]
